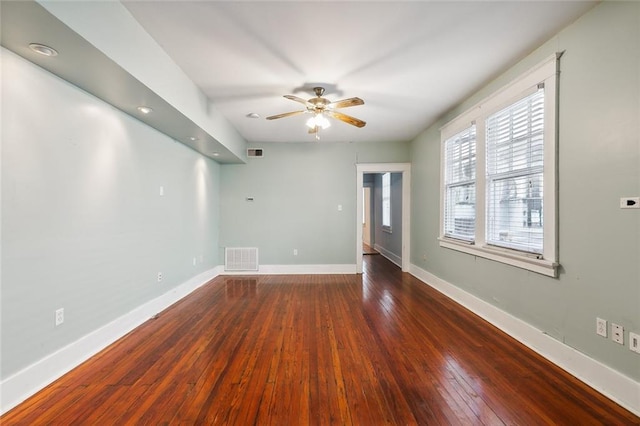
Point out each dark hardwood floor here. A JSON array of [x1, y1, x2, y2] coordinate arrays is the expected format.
[[363, 243, 378, 255], [2, 255, 639, 425]]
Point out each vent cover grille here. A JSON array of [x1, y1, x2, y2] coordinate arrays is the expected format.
[[225, 247, 259, 271], [247, 148, 263, 158]]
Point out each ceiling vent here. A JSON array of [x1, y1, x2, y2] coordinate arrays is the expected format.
[[247, 148, 263, 158]]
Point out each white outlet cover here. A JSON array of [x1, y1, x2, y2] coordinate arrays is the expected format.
[[55, 308, 64, 326], [596, 317, 607, 337], [611, 323, 624, 345]]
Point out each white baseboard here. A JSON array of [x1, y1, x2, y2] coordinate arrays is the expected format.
[[222, 264, 357, 275], [0, 266, 223, 415], [409, 263, 640, 417], [373, 244, 402, 268]]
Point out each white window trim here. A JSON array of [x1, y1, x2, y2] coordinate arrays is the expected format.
[[439, 53, 560, 277]]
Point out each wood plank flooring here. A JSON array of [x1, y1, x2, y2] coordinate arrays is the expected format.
[[363, 243, 379, 255], [2, 255, 639, 425]]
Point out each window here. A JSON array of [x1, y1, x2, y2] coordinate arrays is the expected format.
[[486, 88, 544, 253], [439, 54, 559, 277], [443, 126, 476, 241], [382, 173, 391, 231]]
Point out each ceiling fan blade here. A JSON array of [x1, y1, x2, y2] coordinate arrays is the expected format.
[[284, 95, 312, 107], [308, 126, 318, 134], [328, 97, 364, 109], [327, 110, 366, 128], [266, 110, 305, 120]]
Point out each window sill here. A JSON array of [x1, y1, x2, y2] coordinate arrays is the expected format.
[[382, 226, 392, 234], [438, 237, 558, 277]]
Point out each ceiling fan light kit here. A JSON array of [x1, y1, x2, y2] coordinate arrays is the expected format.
[[266, 86, 366, 140], [306, 114, 331, 130]]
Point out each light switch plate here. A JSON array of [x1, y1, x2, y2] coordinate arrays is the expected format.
[[620, 197, 639, 209]]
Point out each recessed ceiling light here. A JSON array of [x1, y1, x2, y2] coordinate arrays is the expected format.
[[29, 43, 58, 57], [189, 136, 199, 141], [211, 152, 220, 157], [137, 106, 153, 114], [246, 113, 260, 119]]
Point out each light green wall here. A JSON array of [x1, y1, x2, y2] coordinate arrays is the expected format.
[[410, 1, 640, 380], [1, 48, 221, 378], [220, 142, 410, 265]]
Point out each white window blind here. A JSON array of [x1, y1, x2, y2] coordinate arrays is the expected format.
[[382, 173, 391, 229], [486, 88, 544, 253], [443, 125, 476, 241]]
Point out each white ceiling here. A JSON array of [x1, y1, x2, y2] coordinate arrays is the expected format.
[[122, 1, 596, 144]]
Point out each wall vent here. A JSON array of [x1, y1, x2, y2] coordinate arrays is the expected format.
[[247, 148, 263, 158], [225, 247, 259, 271]]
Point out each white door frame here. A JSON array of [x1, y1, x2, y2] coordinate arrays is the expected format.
[[362, 186, 372, 246], [356, 163, 411, 273]]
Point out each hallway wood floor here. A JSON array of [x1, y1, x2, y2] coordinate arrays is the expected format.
[[2, 255, 639, 425]]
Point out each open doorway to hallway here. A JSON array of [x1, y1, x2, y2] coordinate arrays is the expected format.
[[356, 163, 411, 274]]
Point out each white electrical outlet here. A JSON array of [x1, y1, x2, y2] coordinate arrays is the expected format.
[[55, 308, 64, 326], [629, 332, 640, 354], [157, 272, 163, 282], [596, 317, 607, 337], [293, 249, 298, 256], [611, 323, 624, 345]]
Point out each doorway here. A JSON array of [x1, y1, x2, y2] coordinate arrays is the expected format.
[[356, 163, 411, 274]]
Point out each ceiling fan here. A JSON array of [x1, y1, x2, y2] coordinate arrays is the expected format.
[[266, 87, 366, 139]]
